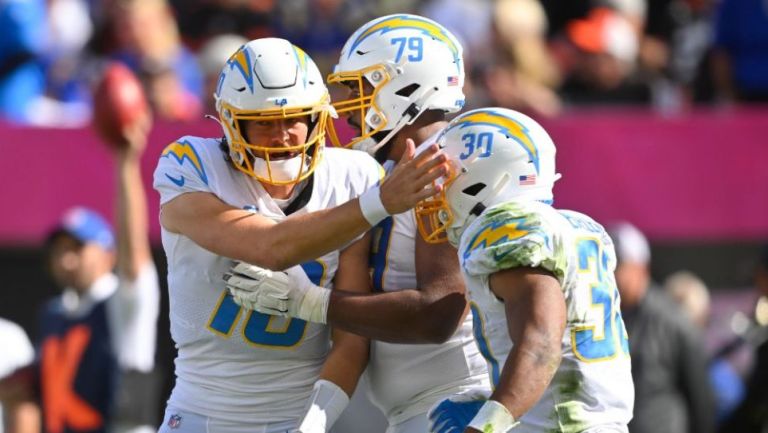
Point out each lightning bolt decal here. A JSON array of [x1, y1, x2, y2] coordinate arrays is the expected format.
[[292, 45, 309, 88], [161, 139, 209, 186], [348, 15, 460, 71], [226, 47, 254, 93], [463, 217, 531, 261], [450, 109, 541, 174]]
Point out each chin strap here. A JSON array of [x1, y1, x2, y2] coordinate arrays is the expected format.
[[359, 86, 440, 155]]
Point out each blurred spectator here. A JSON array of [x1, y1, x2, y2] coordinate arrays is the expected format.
[[640, 0, 716, 111], [608, 222, 715, 433], [0, 318, 39, 433], [111, 0, 203, 121], [37, 116, 160, 433], [538, 0, 591, 38], [171, 0, 276, 51], [420, 0, 493, 57], [479, 0, 562, 116], [27, 0, 96, 127], [553, 7, 652, 105], [597, 0, 646, 28], [665, 270, 710, 327], [197, 33, 247, 113], [419, 0, 493, 110], [665, 271, 745, 422], [711, 0, 768, 103], [719, 246, 768, 433], [276, 0, 378, 74], [0, 0, 48, 124]]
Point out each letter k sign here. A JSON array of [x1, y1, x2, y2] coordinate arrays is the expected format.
[[41, 325, 103, 433]]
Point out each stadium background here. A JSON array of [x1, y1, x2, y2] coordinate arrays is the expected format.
[[1, 0, 766, 431]]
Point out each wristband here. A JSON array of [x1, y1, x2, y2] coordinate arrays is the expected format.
[[358, 185, 390, 226], [467, 400, 519, 433], [296, 379, 350, 432], [299, 285, 331, 324]]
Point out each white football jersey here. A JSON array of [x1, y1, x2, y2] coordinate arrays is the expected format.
[[153, 137, 382, 425], [459, 200, 634, 431], [365, 139, 490, 426]]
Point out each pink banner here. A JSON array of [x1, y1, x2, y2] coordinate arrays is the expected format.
[[1, 107, 767, 245], [541, 107, 768, 240]]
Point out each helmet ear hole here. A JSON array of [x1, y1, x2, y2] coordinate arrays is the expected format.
[[462, 183, 486, 196], [395, 83, 421, 97]]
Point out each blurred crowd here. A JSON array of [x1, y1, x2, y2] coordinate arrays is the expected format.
[[2, 0, 768, 126], [2, 1, 768, 433]]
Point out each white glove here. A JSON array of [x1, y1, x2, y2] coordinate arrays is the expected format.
[[292, 379, 350, 433], [224, 262, 331, 324]]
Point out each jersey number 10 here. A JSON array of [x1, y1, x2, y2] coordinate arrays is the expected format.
[[207, 261, 326, 348]]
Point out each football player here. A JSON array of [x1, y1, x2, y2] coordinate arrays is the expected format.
[[153, 38, 446, 433], [226, 15, 490, 433], [415, 108, 634, 432]]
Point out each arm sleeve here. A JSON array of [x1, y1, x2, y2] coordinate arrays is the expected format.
[[461, 201, 568, 283], [153, 137, 214, 205], [107, 263, 161, 373]]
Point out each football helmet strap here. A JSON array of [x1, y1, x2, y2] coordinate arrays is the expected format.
[[328, 14, 465, 155], [214, 38, 333, 185], [415, 108, 562, 246]]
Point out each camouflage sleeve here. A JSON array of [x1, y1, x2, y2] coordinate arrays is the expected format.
[[459, 201, 567, 282]]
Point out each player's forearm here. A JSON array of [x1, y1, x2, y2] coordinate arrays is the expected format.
[[326, 289, 466, 343], [491, 324, 562, 418], [264, 199, 372, 270], [163, 194, 372, 270], [318, 335, 369, 396], [115, 153, 151, 280], [493, 276, 566, 419]]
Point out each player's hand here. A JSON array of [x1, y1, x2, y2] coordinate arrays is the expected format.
[[428, 389, 489, 433], [224, 262, 331, 323], [379, 139, 448, 214], [122, 110, 151, 154], [114, 110, 151, 161]]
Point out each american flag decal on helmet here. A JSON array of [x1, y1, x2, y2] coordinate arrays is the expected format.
[[519, 174, 537, 185], [447, 76, 459, 86]]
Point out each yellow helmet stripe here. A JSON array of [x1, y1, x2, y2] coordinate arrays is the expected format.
[[452, 110, 540, 174], [349, 15, 459, 64], [226, 47, 254, 93], [292, 45, 309, 88]]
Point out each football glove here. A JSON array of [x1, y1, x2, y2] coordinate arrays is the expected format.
[[428, 390, 489, 433], [224, 262, 330, 324]]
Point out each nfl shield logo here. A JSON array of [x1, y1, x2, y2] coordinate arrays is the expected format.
[[167, 414, 182, 429]]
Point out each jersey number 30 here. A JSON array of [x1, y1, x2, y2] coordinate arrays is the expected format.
[[207, 261, 325, 348], [572, 238, 630, 361]]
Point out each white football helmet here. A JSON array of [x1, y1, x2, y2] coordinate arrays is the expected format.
[[415, 108, 561, 246], [327, 14, 465, 155], [215, 38, 333, 185]]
